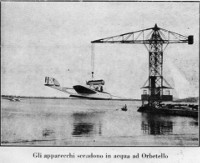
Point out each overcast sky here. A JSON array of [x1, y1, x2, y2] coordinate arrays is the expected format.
[[1, 2, 199, 99]]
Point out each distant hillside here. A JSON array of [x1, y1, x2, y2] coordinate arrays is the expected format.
[[174, 97, 199, 103]]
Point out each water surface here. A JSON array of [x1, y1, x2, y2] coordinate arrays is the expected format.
[[1, 98, 199, 146]]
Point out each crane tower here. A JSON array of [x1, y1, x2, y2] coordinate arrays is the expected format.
[[91, 24, 193, 107]]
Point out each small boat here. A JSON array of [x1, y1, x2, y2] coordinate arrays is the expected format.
[[121, 104, 127, 111]]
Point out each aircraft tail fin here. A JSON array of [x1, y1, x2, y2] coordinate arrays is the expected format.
[[45, 77, 60, 87], [44, 76, 74, 95]]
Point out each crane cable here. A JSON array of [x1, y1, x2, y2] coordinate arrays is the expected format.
[[91, 43, 95, 79]]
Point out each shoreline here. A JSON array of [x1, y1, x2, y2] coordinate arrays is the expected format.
[[1, 95, 199, 103], [1, 95, 140, 101]]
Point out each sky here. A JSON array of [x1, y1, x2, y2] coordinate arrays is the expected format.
[[1, 2, 199, 99]]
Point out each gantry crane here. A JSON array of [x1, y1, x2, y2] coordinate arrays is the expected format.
[[91, 24, 193, 108]]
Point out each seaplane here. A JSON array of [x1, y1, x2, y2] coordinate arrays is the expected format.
[[44, 41, 123, 100], [7, 97, 21, 102], [44, 76, 116, 100]]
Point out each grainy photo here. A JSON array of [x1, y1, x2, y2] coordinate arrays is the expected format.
[[1, 1, 199, 146]]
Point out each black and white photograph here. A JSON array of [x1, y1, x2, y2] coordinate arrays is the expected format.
[[1, 1, 199, 148]]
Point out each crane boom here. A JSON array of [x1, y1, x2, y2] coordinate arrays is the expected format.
[[91, 24, 193, 45], [91, 24, 193, 107]]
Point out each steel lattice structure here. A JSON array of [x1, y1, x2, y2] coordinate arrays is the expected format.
[[91, 24, 193, 106]]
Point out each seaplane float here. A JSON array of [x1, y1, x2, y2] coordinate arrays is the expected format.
[[45, 76, 118, 100]]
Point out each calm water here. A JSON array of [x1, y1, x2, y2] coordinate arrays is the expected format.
[[1, 98, 199, 146]]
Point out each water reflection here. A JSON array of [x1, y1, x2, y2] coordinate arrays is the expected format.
[[42, 129, 55, 137], [72, 112, 103, 137], [73, 123, 94, 136], [141, 113, 173, 135], [189, 121, 198, 126]]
